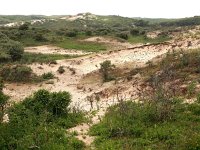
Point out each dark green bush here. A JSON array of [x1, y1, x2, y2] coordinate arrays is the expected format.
[[116, 32, 129, 40], [100, 60, 115, 82], [66, 31, 77, 37], [0, 65, 35, 82], [90, 99, 200, 150], [41, 72, 54, 80], [34, 33, 47, 42], [130, 29, 140, 36], [6, 40, 24, 61], [0, 89, 85, 149], [18, 22, 30, 30], [0, 32, 24, 62]]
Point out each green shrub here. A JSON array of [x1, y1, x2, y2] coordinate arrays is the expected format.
[[0, 33, 24, 62], [6, 40, 24, 61], [0, 92, 9, 122], [34, 33, 47, 42], [116, 32, 129, 40], [48, 91, 71, 116], [66, 31, 77, 37], [100, 60, 115, 82], [0, 65, 35, 82], [0, 51, 11, 62], [187, 81, 196, 97], [90, 99, 200, 149], [130, 29, 140, 36], [41, 72, 54, 80], [18, 22, 29, 30], [0, 89, 85, 149]]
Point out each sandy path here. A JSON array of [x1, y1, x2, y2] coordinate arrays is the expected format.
[[25, 45, 91, 55]]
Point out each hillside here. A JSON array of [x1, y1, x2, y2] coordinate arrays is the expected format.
[[1, 13, 200, 149]]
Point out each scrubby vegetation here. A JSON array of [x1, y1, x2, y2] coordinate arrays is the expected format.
[[89, 49, 200, 149], [90, 72, 200, 149], [0, 65, 40, 82], [41, 72, 54, 80], [0, 89, 86, 149], [1, 13, 200, 149], [0, 32, 24, 62], [90, 98, 200, 149], [57, 66, 65, 74], [100, 60, 115, 82]]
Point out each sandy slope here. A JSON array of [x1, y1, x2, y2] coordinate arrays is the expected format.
[[4, 34, 200, 145], [25, 45, 91, 55]]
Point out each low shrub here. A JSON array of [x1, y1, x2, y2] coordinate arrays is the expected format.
[[0, 65, 36, 82], [0, 89, 85, 149], [100, 60, 115, 82], [41, 72, 54, 80], [57, 66, 65, 74]]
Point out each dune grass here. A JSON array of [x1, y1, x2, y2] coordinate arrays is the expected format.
[[56, 38, 107, 52]]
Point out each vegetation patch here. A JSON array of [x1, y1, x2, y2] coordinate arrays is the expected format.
[[41, 72, 54, 80], [90, 95, 200, 150], [56, 38, 107, 52], [0, 89, 86, 149], [0, 65, 40, 82]]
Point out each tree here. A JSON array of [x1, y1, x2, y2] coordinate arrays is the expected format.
[[100, 60, 115, 82]]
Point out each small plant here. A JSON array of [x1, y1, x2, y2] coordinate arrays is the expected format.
[[100, 60, 115, 82], [42, 72, 54, 80], [196, 93, 200, 103], [57, 66, 65, 74], [187, 81, 196, 97]]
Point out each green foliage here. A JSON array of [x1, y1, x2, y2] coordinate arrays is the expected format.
[[66, 31, 77, 37], [6, 40, 24, 61], [18, 22, 30, 30], [130, 28, 140, 36], [0, 92, 9, 122], [0, 79, 9, 123], [34, 33, 47, 42], [187, 81, 196, 97], [56, 38, 107, 52], [116, 32, 129, 40], [0, 89, 85, 149], [0, 32, 24, 62], [0, 65, 36, 82], [41, 72, 54, 80], [90, 99, 200, 150], [48, 91, 71, 116], [0, 51, 11, 62], [100, 60, 115, 82]]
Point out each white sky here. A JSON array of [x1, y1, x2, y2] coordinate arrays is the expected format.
[[0, 0, 200, 18]]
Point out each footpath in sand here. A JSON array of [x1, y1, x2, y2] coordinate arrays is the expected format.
[[4, 35, 200, 146]]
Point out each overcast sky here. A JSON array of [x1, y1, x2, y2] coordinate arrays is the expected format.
[[0, 0, 200, 18]]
